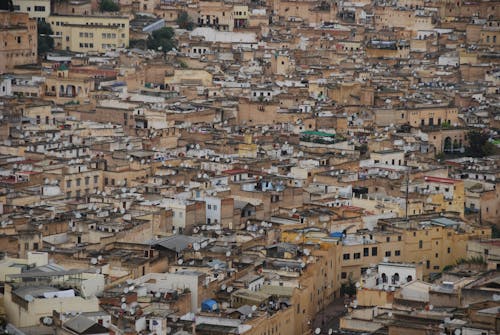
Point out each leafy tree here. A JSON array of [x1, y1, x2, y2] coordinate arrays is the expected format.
[[147, 27, 176, 52], [465, 130, 498, 157], [176, 11, 194, 30], [492, 224, 500, 238], [130, 39, 147, 49], [37, 21, 54, 55], [0, 0, 14, 11], [340, 280, 356, 296], [100, 0, 120, 12]]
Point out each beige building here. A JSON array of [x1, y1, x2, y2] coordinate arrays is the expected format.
[[340, 216, 491, 282], [49, 14, 129, 53], [4, 270, 102, 327], [0, 11, 37, 73], [197, 0, 234, 31], [12, 0, 51, 22], [44, 65, 94, 104]]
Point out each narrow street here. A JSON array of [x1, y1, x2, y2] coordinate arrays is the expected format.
[[311, 297, 347, 334]]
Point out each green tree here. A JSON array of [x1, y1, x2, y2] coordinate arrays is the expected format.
[[37, 21, 54, 55], [100, 0, 120, 12], [176, 11, 194, 30], [465, 130, 498, 157], [130, 39, 147, 49], [147, 27, 176, 52]]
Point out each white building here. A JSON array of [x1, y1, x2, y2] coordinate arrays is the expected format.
[[0, 76, 12, 97], [362, 262, 423, 290]]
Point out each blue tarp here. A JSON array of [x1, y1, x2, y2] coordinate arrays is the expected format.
[[201, 299, 218, 312]]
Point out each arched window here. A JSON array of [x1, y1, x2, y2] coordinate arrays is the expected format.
[[393, 273, 400, 283]]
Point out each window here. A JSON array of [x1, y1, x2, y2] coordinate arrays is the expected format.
[[341, 272, 347, 279], [66, 180, 72, 188], [398, 235, 402, 241], [363, 247, 369, 257], [386, 237, 390, 242], [447, 247, 451, 254], [426, 260, 430, 269], [395, 250, 401, 256], [419, 240, 423, 248], [372, 247, 378, 256], [354, 253, 360, 259], [76, 178, 81, 187], [94, 176, 98, 184], [343, 253, 350, 260], [385, 251, 391, 257], [35, 6, 45, 11], [433, 265, 440, 270]]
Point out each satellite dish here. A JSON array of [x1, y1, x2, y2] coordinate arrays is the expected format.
[[121, 297, 126, 303], [97, 255, 103, 261], [121, 303, 127, 310], [193, 242, 200, 251], [328, 329, 333, 335], [178, 259, 184, 265], [227, 286, 233, 293], [90, 258, 98, 265], [221, 284, 227, 290], [129, 285, 135, 291], [226, 251, 231, 257], [43, 317, 53, 325], [454, 329, 461, 335], [315, 328, 321, 335], [155, 292, 161, 298], [355, 282, 361, 288], [124, 287, 129, 294]]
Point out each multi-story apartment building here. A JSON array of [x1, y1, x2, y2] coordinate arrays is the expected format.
[[340, 216, 491, 283], [48, 14, 129, 53], [46, 164, 103, 200], [12, 0, 50, 22], [0, 11, 37, 73], [197, 0, 234, 31]]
